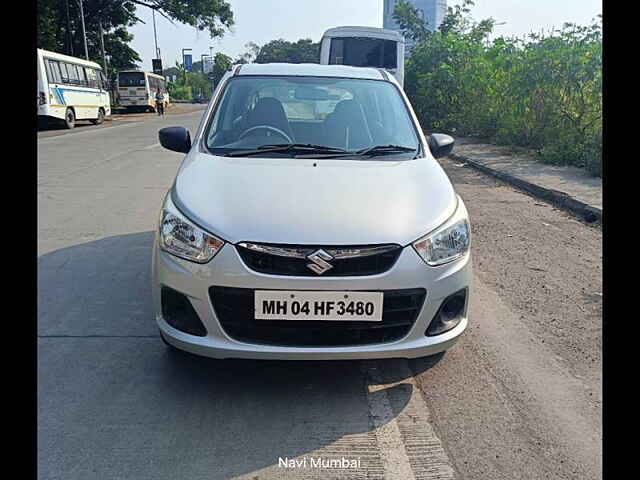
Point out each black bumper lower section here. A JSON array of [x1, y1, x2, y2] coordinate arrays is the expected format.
[[210, 287, 426, 347], [162, 287, 208, 337]]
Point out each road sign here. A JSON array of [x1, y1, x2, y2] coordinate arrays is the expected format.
[[203, 57, 213, 74], [152, 59, 163, 76], [184, 54, 193, 72]]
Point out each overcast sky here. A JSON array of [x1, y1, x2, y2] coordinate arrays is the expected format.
[[129, 0, 602, 71]]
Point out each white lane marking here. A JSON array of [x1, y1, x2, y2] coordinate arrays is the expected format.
[[142, 142, 161, 150], [362, 360, 455, 480], [364, 361, 417, 480]]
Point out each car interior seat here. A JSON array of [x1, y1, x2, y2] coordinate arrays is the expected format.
[[324, 99, 374, 150]]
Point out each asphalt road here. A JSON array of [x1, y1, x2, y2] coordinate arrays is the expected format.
[[38, 108, 602, 480]]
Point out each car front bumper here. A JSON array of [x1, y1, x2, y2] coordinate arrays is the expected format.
[[151, 234, 472, 360]]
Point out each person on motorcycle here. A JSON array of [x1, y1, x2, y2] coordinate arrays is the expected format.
[[155, 88, 165, 116]]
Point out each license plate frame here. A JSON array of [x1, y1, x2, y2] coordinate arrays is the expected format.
[[254, 290, 384, 322]]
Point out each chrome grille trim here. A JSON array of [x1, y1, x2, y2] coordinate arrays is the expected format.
[[236, 242, 400, 259]]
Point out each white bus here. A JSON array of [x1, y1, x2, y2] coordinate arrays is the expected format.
[[117, 70, 170, 112], [37, 48, 111, 129], [320, 26, 405, 87]]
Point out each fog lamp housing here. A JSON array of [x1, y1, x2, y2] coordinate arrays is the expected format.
[[426, 288, 468, 336], [161, 286, 208, 337]]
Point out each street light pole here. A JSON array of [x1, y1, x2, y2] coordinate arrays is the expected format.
[[77, 0, 89, 60], [152, 8, 160, 59]]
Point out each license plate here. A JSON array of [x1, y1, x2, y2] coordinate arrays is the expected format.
[[255, 290, 383, 321]]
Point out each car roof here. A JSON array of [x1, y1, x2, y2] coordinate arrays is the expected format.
[[235, 63, 386, 81]]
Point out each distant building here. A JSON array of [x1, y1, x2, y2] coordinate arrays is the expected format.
[[383, 0, 447, 55]]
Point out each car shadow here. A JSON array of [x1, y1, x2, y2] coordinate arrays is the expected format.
[[38, 232, 443, 479]]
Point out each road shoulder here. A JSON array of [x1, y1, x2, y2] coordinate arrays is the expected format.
[[448, 137, 602, 223]]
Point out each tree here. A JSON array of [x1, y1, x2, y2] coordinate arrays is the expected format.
[[37, 0, 235, 79], [400, 0, 602, 175], [211, 53, 233, 85], [253, 39, 320, 64], [127, 0, 234, 39], [38, 0, 143, 71], [235, 42, 260, 64], [392, 0, 431, 43]]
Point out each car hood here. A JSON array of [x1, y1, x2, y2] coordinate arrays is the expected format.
[[172, 152, 457, 246]]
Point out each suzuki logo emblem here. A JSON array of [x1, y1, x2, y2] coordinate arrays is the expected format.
[[306, 249, 334, 275]]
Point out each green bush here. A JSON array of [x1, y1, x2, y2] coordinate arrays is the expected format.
[[398, 1, 602, 176], [168, 84, 192, 101]]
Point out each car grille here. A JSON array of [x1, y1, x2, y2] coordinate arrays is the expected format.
[[235, 243, 402, 277], [210, 287, 426, 347]]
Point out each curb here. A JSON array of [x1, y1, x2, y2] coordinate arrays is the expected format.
[[449, 153, 602, 224]]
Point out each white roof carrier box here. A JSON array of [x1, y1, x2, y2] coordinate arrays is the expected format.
[[320, 26, 405, 87]]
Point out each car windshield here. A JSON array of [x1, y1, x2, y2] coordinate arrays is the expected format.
[[205, 75, 420, 157]]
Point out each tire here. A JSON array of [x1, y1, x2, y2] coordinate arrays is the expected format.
[[91, 108, 105, 125], [63, 108, 75, 129]]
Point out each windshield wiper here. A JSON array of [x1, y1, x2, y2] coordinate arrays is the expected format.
[[355, 144, 418, 157], [224, 143, 348, 157], [295, 144, 419, 159]]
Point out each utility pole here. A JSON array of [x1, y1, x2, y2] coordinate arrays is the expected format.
[[152, 8, 160, 59], [64, 0, 73, 56], [99, 20, 108, 78], [77, 0, 89, 60]]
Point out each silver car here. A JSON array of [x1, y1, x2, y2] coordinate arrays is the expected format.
[[152, 63, 472, 360]]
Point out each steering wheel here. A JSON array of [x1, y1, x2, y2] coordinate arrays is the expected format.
[[238, 125, 293, 144]]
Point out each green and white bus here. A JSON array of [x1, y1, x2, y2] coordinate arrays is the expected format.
[[117, 70, 170, 112], [37, 48, 111, 129]]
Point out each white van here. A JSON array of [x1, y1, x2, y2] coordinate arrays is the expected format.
[[320, 26, 405, 86], [37, 49, 111, 129]]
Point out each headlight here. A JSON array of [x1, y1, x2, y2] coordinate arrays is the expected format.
[[412, 196, 470, 266], [159, 194, 224, 263]]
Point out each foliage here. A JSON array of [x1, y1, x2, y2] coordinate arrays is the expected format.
[[253, 39, 320, 64], [129, 0, 234, 39], [394, 1, 602, 176], [166, 53, 232, 101], [392, 0, 431, 42], [37, 0, 234, 81], [233, 38, 319, 66], [38, 0, 141, 74], [210, 53, 233, 86], [168, 83, 192, 101], [235, 42, 261, 64]]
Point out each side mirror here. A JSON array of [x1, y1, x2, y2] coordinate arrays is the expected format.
[[428, 134, 455, 159], [159, 127, 191, 154]]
